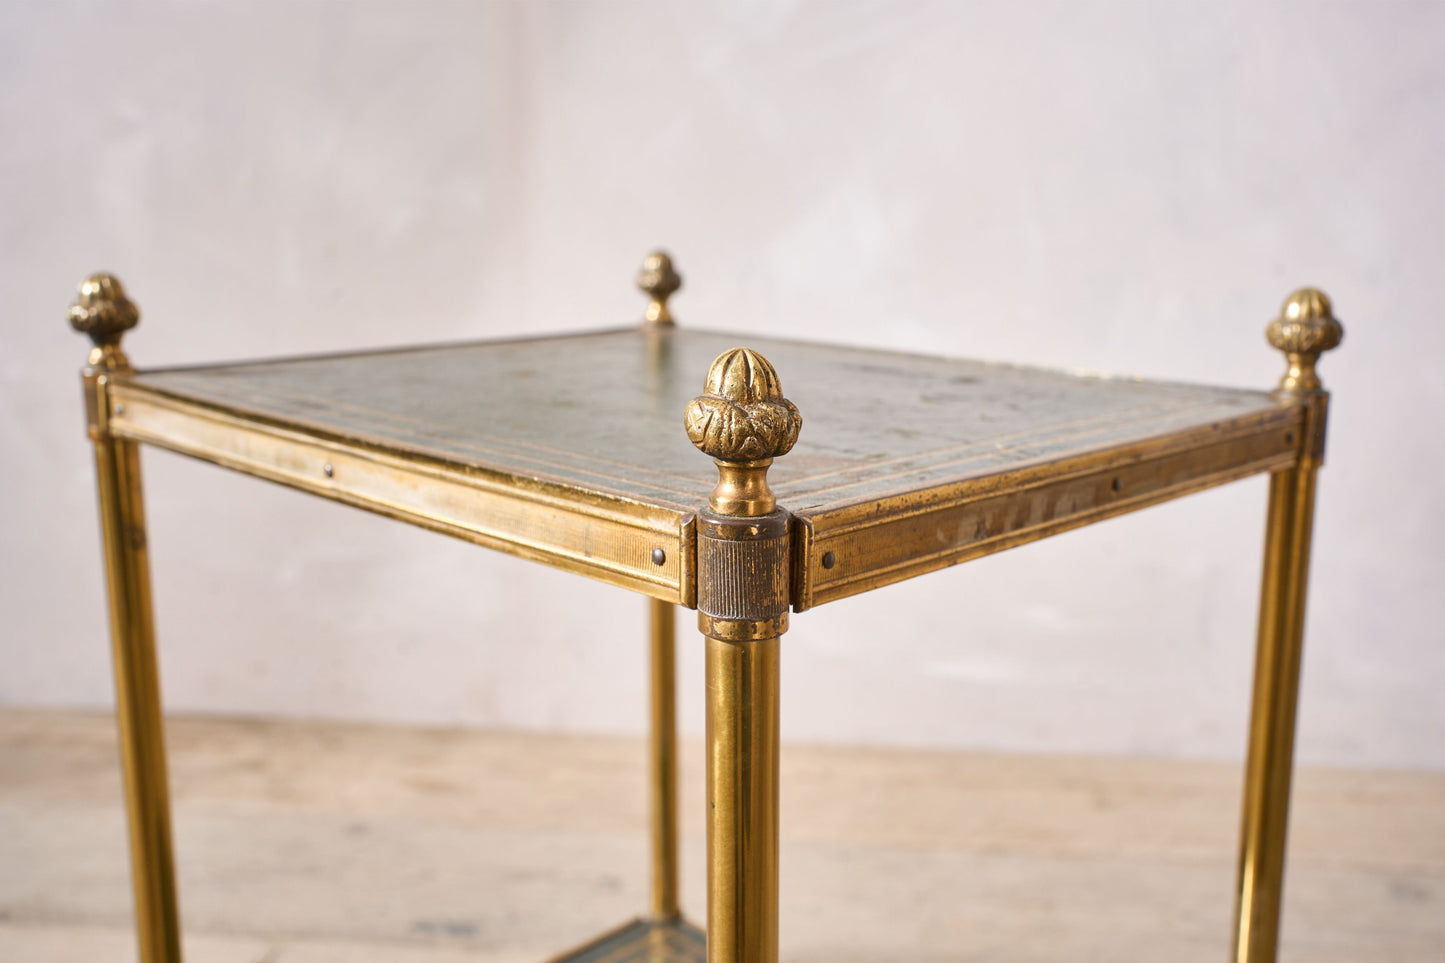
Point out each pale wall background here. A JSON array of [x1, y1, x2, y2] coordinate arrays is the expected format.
[[3, 1, 1442, 769]]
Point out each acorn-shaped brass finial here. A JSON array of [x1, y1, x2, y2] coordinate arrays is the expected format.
[[637, 250, 682, 325], [685, 348, 801, 516], [70, 274, 139, 346], [1266, 287, 1343, 396], [69, 273, 140, 369]]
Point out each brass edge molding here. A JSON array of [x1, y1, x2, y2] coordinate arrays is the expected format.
[[678, 514, 699, 610], [109, 386, 691, 602], [790, 514, 817, 613], [121, 371, 707, 514], [804, 406, 1301, 538], [638, 250, 682, 326], [110, 383, 685, 529], [797, 423, 1299, 610], [802, 462, 1286, 611]]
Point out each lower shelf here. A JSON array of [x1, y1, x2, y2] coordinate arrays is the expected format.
[[546, 916, 706, 963]]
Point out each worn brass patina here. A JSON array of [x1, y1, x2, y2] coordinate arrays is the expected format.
[[71, 260, 1338, 963]]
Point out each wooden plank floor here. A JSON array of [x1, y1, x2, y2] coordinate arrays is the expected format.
[[1, 709, 1441, 962]]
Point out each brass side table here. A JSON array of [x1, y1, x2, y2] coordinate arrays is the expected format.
[[69, 254, 1341, 963]]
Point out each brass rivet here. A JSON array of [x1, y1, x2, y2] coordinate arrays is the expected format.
[[1111, 477, 1122, 493], [323, 463, 334, 478], [821, 551, 836, 569], [651, 548, 666, 566]]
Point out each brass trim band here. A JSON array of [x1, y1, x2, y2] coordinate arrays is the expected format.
[[698, 612, 789, 643], [696, 509, 791, 623], [107, 384, 692, 604], [796, 415, 1300, 610]]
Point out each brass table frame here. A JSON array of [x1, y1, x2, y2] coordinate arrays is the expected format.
[[68, 258, 1341, 963]]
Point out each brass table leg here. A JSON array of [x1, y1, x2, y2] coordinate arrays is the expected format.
[[702, 609, 783, 963], [70, 275, 184, 963], [1232, 289, 1342, 963], [685, 346, 801, 963], [641, 250, 685, 923], [650, 597, 681, 921]]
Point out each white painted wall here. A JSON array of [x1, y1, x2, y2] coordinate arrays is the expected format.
[[3, 1, 1442, 769]]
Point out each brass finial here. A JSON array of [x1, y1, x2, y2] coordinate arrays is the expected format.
[[685, 348, 802, 516], [69, 273, 139, 368], [637, 250, 682, 325], [1266, 287, 1343, 396]]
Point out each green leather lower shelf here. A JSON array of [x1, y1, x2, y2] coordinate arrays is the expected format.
[[546, 917, 706, 963]]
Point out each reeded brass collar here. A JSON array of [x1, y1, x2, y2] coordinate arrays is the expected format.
[[69, 273, 139, 369], [685, 348, 802, 516], [637, 250, 682, 325], [1266, 287, 1343, 397]]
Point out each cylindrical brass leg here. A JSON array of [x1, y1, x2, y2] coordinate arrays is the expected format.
[[92, 431, 183, 963], [703, 618, 781, 963], [1232, 460, 1319, 963], [1233, 285, 1343, 963], [683, 345, 799, 963], [70, 275, 180, 962], [649, 597, 680, 921]]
